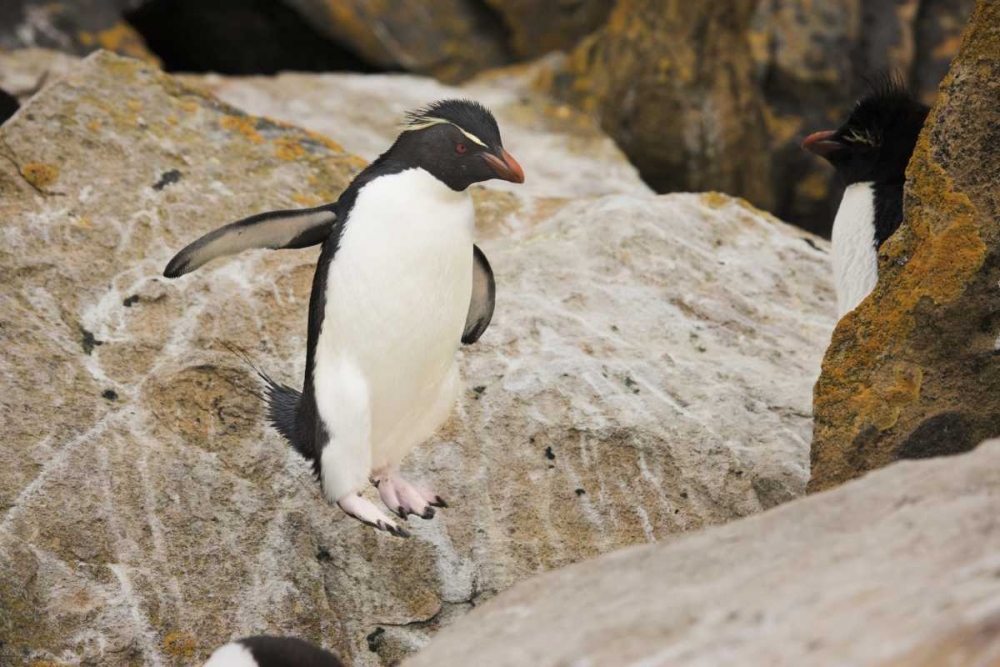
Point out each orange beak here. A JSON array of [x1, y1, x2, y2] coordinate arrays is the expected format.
[[802, 130, 842, 158], [483, 148, 525, 183]]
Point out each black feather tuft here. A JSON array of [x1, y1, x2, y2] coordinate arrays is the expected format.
[[220, 342, 312, 462], [403, 98, 502, 148]]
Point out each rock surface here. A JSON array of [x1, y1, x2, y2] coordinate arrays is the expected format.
[[545, 0, 974, 235], [0, 1, 975, 237], [810, 0, 1000, 493], [0, 51, 835, 666], [405, 440, 1000, 667], [547, 0, 775, 211], [281, 0, 511, 83], [0, 0, 158, 64], [182, 60, 652, 210], [482, 0, 614, 59]]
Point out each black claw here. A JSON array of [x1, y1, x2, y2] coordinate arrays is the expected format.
[[431, 496, 449, 508], [420, 506, 436, 520], [391, 525, 411, 539], [397, 508, 410, 521]]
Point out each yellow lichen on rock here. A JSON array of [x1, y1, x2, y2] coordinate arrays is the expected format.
[[21, 163, 59, 189], [219, 115, 265, 144]]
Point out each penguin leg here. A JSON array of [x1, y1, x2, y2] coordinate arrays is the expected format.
[[336, 493, 410, 538], [315, 359, 408, 538], [371, 468, 447, 520]]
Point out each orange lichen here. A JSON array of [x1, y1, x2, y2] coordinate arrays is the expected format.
[[220, 115, 264, 144], [163, 632, 197, 657], [78, 23, 161, 65], [21, 163, 59, 189], [86, 119, 101, 132], [273, 138, 306, 161], [304, 129, 346, 153], [848, 364, 923, 434], [699, 192, 731, 209]]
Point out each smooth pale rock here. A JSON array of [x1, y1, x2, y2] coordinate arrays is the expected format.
[[810, 0, 1000, 493], [0, 51, 834, 666], [182, 59, 652, 215], [405, 440, 1000, 667]]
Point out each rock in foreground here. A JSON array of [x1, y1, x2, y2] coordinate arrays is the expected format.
[[405, 440, 1000, 667], [810, 0, 1000, 493], [0, 52, 833, 666]]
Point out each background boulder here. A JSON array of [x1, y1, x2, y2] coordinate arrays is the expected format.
[[810, 0, 1000, 492], [546, 0, 774, 212], [0, 0, 977, 235], [0, 52, 834, 666]]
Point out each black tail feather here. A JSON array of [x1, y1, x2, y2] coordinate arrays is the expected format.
[[220, 342, 312, 461]]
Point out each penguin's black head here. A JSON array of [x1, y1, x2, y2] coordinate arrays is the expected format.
[[392, 99, 524, 191], [802, 79, 930, 186]]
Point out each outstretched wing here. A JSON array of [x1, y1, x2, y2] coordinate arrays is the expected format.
[[462, 244, 496, 345], [163, 204, 337, 278]]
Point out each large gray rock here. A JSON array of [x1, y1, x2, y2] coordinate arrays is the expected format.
[[183, 59, 652, 210], [0, 52, 834, 666], [405, 440, 1000, 667]]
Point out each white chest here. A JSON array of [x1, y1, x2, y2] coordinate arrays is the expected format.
[[831, 182, 878, 317], [319, 167, 475, 376]]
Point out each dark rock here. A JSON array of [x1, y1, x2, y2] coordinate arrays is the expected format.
[[124, 0, 379, 75], [810, 0, 1000, 492], [483, 0, 613, 59], [548, 0, 776, 212], [281, 0, 511, 83], [0, 0, 159, 63]]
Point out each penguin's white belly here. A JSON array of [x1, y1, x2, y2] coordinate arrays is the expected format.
[[314, 168, 474, 487], [832, 182, 878, 316]]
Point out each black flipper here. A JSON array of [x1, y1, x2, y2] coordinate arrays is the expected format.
[[462, 244, 495, 345], [163, 204, 336, 278]]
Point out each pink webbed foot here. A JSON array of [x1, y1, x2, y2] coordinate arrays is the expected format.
[[371, 469, 448, 521], [337, 493, 410, 538]]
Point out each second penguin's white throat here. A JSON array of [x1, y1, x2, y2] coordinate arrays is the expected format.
[[832, 181, 878, 317]]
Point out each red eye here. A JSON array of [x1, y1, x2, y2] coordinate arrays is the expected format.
[[455, 142, 467, 154]]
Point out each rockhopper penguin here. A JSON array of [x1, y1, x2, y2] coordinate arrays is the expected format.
[[802, 80, 929, 316], [204, 636, 344, 667], [164, 100, 524, 536]]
